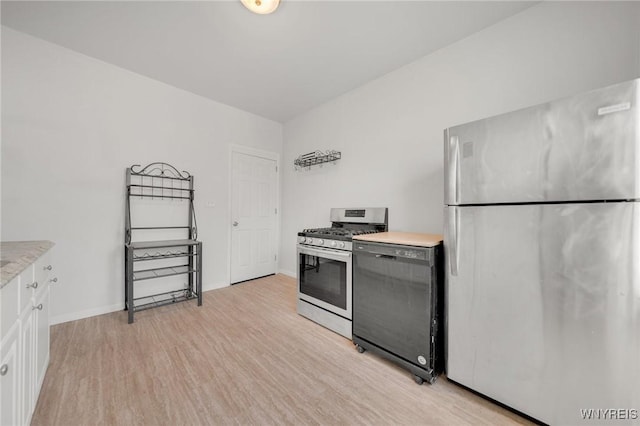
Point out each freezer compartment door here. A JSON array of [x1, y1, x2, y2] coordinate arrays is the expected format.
[[445, 203, 640, 425], [445, 79, 639, 205]]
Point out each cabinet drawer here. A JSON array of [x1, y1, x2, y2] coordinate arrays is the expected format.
[[1, 277, 19, 338], [18, 266, 36, 316], [33, 251, 53, 299]]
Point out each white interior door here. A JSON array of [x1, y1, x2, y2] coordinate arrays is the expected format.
[[230, 149, 278, 284]]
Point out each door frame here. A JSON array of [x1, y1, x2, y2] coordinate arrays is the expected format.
[[228, 144, 281, 285]]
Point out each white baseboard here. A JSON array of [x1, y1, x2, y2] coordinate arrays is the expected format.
[[202, 281, 229, 292], [50, 282, 230, 325], [51, 302, 123, 325], [278, 269, 296, 278]]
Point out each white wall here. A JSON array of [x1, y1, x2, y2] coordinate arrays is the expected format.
[[1, 27, 283, 323], [279, 1, 640, 276], [3, 1, 640, 319]]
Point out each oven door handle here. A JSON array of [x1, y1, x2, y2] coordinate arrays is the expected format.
[[297, 245, 352, 260]]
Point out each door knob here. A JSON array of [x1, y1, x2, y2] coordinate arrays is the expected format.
[[0, 364, 8, 376], [233, 221, 239, 227]]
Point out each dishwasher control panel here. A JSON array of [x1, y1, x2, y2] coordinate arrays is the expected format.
[[354, 242, 432, 264], [394, 249, 425, 260]]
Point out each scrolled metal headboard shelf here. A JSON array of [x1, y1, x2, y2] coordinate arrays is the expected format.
[[124, 161, 202, 323], [125, 162, 198, 244], [127, 162, 193, 201]]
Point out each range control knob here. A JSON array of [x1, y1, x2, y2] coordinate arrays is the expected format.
[[331, 241, 337, 247], [317, 239, 324, 245], [298, 236, 306, 243], [338, 242, 345, 249], [306, 238, 313, 244]]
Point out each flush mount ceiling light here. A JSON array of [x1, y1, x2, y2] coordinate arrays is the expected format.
[[241, 0, 280, 14]]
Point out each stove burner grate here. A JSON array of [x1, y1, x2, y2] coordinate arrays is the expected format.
[[301, 228, 381, 238]]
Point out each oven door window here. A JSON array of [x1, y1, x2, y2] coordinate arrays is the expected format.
[[299, 253, 347, 309]]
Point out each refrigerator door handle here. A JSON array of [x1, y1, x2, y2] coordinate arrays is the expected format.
[[448, 206, 459, 277], [447, 135, 461, 205]]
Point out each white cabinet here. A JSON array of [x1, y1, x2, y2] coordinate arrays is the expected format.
[[33, 286, 50, 396], [0, 325, 19, 426], [0, 246, 54, 426], [18, 309, 34, 426]]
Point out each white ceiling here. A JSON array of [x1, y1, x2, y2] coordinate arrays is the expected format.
[[1, 1, 537, 122]]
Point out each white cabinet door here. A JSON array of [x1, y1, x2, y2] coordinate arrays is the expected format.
[[34, 287, 50, 396], [19, 309, 35, 426], [0, 325, 20, 426]]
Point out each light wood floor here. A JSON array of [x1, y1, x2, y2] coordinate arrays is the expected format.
[[32, 274, 534, 425]]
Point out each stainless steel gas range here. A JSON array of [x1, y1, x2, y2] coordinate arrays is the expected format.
[[296, 208, 388, 338]]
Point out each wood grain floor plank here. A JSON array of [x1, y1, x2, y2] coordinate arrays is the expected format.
[[32, 274, 534, 426]]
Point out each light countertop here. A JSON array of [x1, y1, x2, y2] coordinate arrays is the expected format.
[[353, 232, 443, 247], [1, 241, 55, 288]]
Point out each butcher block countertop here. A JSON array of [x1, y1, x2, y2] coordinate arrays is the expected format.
[[353, 232, 443, 247]]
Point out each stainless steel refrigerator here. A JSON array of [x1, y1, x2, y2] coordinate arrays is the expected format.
[[444, 79, 640, 425]]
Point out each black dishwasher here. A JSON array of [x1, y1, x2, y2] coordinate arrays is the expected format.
[[352, 241, 443, 384]]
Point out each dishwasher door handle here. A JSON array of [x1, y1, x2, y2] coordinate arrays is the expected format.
[[375, 254, 396, 260]]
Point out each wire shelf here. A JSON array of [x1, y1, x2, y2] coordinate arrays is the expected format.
[[294, 150, 341, 170], [130, 288, 197, 312], [132, 264, 197, 281], [133, 249, 193, 262]]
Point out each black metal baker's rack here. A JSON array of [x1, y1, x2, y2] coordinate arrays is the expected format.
[[124, 162, 202, 323]]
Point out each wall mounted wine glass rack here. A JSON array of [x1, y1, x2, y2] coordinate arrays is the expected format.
[[124, 162, 202, 324]]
